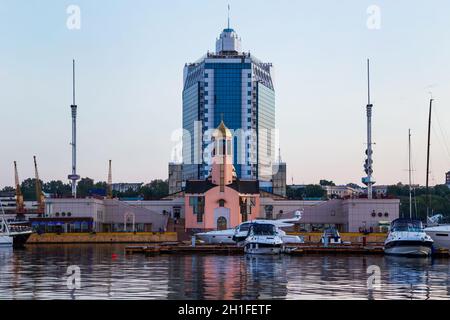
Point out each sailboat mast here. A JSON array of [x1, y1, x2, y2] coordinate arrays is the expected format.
[[408, 129, 412, 219], [425, 98, 433, 217]]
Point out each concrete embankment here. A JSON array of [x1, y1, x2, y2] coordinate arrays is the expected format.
[[27, 232, 177, 244]]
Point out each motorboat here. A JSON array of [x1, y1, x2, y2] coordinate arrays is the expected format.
[[424, 215, 450, 250], [424, 225, 450, 250], [320, 227, 342, 245], [383, 131, 434, 257], [195, 210, 304, 244], [243, 223, 284, 255], [384, 219, 434, 257], [195, 228, 237, 244], [0, 215, 13, 247], [0, 232, 13, 247], [1, 202, 33, 248], [423, 214, 450, 250]]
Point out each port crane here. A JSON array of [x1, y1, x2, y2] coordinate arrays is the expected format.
[[13, 161, 26, 220], [33, 156, 45, 215]]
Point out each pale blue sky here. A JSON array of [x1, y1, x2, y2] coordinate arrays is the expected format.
[[1, 0, 450, 188]]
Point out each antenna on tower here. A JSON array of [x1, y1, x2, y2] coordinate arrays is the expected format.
[[227, 4, 230, 29], [367, 58, 371, 105], [72, 59, 76, 105]]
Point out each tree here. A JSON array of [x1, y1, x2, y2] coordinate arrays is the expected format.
[[20, 178, 42, 201], [43, 180, 72, 197], [76, 177, 94, 198], [0, 186, 15, 193], [286, 186, 304, 200], [304, 184, 326, 199], [140, 180, 169, 200], [320, 180, 335, 186]]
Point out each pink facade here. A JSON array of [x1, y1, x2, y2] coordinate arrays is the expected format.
[[185, 185, 261, 232], [184, 121, 261, 232]]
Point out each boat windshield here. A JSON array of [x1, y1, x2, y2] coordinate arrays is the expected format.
[[251, 224, 276, 236], [392, 220, 423, 232], [323, 227, 339, 236], [238, 223, 251, 232]]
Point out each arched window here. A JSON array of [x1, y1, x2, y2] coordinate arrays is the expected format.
[[217, 217, 227, 231], [218, 199, 225, 207]]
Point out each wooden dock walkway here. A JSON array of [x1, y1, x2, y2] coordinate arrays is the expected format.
[[125, 243, 449, 257]]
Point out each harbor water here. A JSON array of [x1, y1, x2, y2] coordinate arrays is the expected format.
[[1, 244, 450, 300]]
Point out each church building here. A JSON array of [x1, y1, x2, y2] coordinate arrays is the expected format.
[[184, 121, 261, 233]]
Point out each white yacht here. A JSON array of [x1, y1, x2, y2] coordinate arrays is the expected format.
[[1, 214, 13, 247], [195, 210, 304, 245], [384, 130, 434, 257], [0, 203, 33, 248], [384, 219, 434, 256], [320, 227, 342, 245], [424, 215, 450, 250], [243, 222, 284, 255], [425, 225, 450, 250]]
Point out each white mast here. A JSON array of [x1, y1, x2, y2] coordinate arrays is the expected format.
[[68, 59, 80, 197], [408, 129, 412, 219], [362, 59, 375, 199]]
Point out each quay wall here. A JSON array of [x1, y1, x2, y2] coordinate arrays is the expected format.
[[292, 232, 387, 244], [27, 232, 177, 244]]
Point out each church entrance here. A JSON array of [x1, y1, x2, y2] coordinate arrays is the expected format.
[[217, 217, 228, 231]]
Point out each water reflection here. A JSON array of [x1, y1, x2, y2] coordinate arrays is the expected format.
[[1, 245, 450, 300]]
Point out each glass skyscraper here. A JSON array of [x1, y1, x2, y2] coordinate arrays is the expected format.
[[182, 26, 276, 187]]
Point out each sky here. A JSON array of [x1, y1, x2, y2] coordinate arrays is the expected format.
[[1, 0, 450, 188]]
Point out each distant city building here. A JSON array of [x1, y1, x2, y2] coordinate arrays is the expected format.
[[288, 184, 306, 190], [0, 191, 16, 211], [272, 162, 287, 197], [182, 23, 276, 185], [0, 191, 37, 216], [323, 185, 361, 199], [111, 183, 143, 193], [168, 163, 183, 195], [372, 185, 389, 197]]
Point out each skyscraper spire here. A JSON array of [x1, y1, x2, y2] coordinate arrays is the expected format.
[[228, 4, 230, 29]]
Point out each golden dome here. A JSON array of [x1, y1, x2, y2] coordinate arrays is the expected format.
[[214, 120, 233, 138]]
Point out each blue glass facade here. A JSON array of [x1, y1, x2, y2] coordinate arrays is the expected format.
[[256, 82, 276, 181], [204, 62, 251, 177], [182, 81, 202, 180]]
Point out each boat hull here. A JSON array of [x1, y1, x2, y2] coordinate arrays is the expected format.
[[425, 231, 450, 250], [11, 232, 32, 248], [196, 233, 235, 244], [0, 235, 13, 247], [244, 243, 282, 255], [384, 240, 433, 257]]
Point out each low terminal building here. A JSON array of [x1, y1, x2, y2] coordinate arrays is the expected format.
[[24, 194, 398, 234], [27, 198, 169, 233]]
